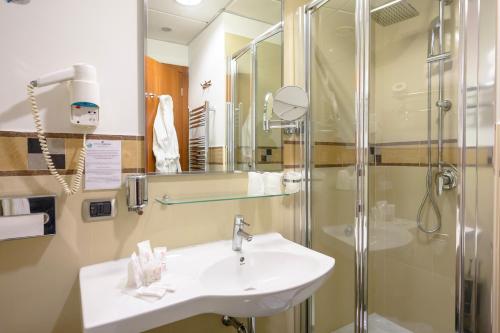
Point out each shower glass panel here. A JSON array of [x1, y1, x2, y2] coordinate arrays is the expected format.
[[367, 0, 459, 331], [255, 31, 283, 171], [233, 50, 253, 171], [308, 0, 357, 332]]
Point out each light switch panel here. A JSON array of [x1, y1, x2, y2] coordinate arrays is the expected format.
[[82, 198, 116, 222]]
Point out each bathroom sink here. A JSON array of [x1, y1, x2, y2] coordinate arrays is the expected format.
[[79, 233, 334, 333], [200, 248, 332, 317], [322, 219, 414, 251]]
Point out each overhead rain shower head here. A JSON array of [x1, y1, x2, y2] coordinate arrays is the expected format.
[[371, 0, 419, 26]]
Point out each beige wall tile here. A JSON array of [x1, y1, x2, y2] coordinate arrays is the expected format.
[[208, 146, 225, 165], [122, 139, 144, 170], [65, 138, 84, 170], [314, 144, 355, 166], [283, 142, 302, 167], [0, 137, 27, 171], [379, 146, 424, 165]]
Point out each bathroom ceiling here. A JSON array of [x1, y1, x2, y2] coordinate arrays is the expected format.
[[147, 0, 282, 45], [225, 0, 281, 25]]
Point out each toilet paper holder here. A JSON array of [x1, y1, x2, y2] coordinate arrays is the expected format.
[[0, 194, 56, 241]]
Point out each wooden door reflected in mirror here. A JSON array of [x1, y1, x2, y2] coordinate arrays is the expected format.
[[145, 57, 188, 173]]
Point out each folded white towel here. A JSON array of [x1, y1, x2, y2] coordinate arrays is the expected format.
[[247, 172, 265, 195], [264, 172, 283, 195]]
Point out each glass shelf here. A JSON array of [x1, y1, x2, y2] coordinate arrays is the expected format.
[[155, 192, 291, 206]]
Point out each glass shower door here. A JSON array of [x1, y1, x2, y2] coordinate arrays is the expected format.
[[255, 31, 283, 171], [232, 50, 253, 171], [307, 0, 357, 331], [366, 0, 459, 332]]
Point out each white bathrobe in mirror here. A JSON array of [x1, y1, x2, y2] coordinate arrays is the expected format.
[[153, 95, 182, 173]]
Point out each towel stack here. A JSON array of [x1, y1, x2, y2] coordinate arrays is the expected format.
[[126, 240, 174, 301], [247, 172, 283, 195]]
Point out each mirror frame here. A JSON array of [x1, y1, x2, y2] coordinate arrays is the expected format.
[[141, 0, 284, 176]]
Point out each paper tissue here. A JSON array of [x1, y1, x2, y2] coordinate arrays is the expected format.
[[125, 240, 174, 301]]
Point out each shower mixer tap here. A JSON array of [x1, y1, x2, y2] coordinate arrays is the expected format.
[[436, 164, 458, 196]]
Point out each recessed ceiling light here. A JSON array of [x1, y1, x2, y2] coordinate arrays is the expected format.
[[161, 27, 172, 32], [175, 0, 202, 6]]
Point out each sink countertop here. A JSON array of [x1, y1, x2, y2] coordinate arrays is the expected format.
[[79, 233, 335, 333]]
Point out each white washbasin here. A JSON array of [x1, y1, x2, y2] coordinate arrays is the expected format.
[[79, 233, 335, 333], [322, 219, 414, 251]]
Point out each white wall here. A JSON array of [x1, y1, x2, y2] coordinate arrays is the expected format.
[[223, 12, 273, 42], [187, 13, 273, 147], [188, 15, 226, 147], [0, 0, 143, 136], [147, 39, 188, 66]]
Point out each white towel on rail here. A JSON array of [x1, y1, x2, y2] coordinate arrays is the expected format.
[[153, 95, 182, 173]]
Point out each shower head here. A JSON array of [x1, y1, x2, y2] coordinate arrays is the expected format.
[[371, 0, 419, 26]]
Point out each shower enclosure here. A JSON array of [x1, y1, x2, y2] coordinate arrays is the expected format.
[[301, 0, 496, 332], [228, 23, 284, 172]]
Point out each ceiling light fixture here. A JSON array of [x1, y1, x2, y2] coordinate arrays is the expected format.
[[175, 0, 202, 6]]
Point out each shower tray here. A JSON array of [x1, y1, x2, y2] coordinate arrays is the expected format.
[[332, 313, 412, 333]]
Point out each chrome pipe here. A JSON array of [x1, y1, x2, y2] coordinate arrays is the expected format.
[[221, 316, 247, 333], [247, 317, 256, 333], [437, 0, 445, 171]]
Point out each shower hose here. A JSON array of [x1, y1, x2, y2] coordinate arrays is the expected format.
[[27, 83, 86, 195], [416, 62, 442, 234]]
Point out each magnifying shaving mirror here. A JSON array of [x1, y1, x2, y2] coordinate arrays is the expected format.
[[263, 86, 309, 133]]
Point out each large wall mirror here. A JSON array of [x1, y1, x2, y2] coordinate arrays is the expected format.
[[144, 0, 283, 175]]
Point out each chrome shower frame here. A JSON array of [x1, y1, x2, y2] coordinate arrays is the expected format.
[[301, 0, 496, 332], [227, 22, 284, 171], [303, 0, 370, 332]]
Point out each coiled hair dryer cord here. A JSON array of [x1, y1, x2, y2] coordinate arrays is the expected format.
[[27, 83, 86, 195]]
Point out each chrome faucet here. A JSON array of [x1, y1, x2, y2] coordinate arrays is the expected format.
[[232, 215, 253, 251]]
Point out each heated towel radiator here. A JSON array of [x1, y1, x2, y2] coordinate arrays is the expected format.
[[188, 101, 209, 171]]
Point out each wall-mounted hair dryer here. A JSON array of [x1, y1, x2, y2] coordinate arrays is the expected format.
[[27, 63, 100, 195], [30, 63, 100, 127]]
